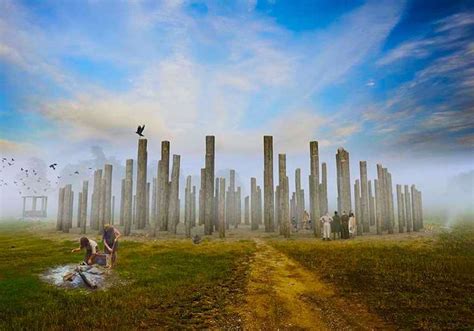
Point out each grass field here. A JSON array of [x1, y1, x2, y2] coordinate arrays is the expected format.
[[0, 220, 473, 330], [271, 223, 474, 330], [0, 222, 255, 330]]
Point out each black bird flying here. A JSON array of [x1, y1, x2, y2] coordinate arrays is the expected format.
[[136, 124, 145, 137]]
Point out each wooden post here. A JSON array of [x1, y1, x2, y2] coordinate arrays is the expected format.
[[215, 177, 219, 230], [204, 136, 215, 235], [411, 185, 418, 231], [120, 179, 125, 226], [151, 177, 157, 228], [275, 185, 280, 229], [185, 175, 192, 238], [396, 184, 405, 233], [336, 148, 351, 214], [199, 168, 205, 226], [104, 164, 113, 224], [279, 154, 290, 238], [263, 136, 275, 232], [91, 169, 102, 230], [192, 185, 196, 227], [157, 141, 170, 233], [386, 171, 394, 234], [375, 178, 382, 235], [124, 159, 133, 236], [81, 181, 88, 234], [404, 185, 412, 232], [168, 155, 180, 234], [112, 195, 115, 225], [319, 162, 328, 217], [56, 187, 65, 231], [376, 165, 385, 233], [226, 170, 236, 228], [360, 161, 369, 233], [251, 178, 258, 230], [244, 195, 250, 225], [63, 184, 73, 233], [355, 179, 362, 235], [236, 186, 241, 227], [309, 141, 320, 236], [218, 177, 226, 238], [136, 139, 148, 230], [98, 177, 106, 233], [77, 192, 83, 228], [145, 182, 150, 226]]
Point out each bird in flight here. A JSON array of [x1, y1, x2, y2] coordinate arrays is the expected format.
[[74, 171, 79, 174], [49, 163, 57, 170], [136, 125, 145, 137]]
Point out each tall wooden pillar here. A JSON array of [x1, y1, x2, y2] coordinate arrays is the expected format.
[[199, 168, 205, 226], [124, 159, 133, 236], [244, 195, 250, 225], [91, 169, 102, 230], [279, 154, 290, 238], [218, 178, 226, 238], [204, 136, 215, 235], [98, 177, 106, 233], [104, 164, 113, 223], [120, 179, 125, 226], [251, 178, 258, 230], [56, 187, 65, 231], [157, 141, 170, 233], [168, 155, 180, 234], [185, 175, 192, 238], [81, 181, 88, 234], [151, 177, 157, 228], [360, 161, 369, 232], [396, 184, 405, 233], [236, 186, 241, 227], [309, 141, 320, 236], [192, 185, 196, 227], [374, 178, 382, 235], [354, 179, 362, 235], [336, 148, 351, 214], [136, 139, 148, 230], [77, 192, 83, 228], [263, 136, 275, 232], [319, 162, 328, 217]]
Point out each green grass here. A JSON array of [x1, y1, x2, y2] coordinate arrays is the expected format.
[[270, 223, 474, 330], [0, 222, 255, 330]]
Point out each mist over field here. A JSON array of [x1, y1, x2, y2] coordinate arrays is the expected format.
[[1, 144, 472, 223]]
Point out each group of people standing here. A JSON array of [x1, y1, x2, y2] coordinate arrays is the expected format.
[[320, 211, 357, 241]]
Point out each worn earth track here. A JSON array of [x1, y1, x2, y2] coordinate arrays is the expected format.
[[238, 239, 391, 330]]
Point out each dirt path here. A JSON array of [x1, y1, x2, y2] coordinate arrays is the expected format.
[[238, 239, 390, 330]]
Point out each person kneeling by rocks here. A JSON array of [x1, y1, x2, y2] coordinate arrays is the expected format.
[[71, 237, 99, 265]]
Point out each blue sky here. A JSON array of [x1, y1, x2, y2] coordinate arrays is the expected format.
[[1, 0, 473, 212]]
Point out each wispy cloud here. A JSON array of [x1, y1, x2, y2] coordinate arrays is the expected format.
[[0, 0, 405, 159]]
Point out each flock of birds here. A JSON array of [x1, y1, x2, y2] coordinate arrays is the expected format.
[[0, 158, 89, 196], [1, 125, 147, 197]]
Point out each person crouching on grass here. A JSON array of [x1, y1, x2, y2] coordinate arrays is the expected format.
[[71, 237, 98, 265], [103, 224, 121, 267]]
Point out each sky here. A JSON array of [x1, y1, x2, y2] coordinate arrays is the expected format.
[[1, 0, 473, 218]]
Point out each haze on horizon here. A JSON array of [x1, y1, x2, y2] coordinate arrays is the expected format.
[[1, 0, 473, 219]]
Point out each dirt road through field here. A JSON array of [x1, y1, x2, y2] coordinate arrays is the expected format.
[[238, 239, 390, 330]]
